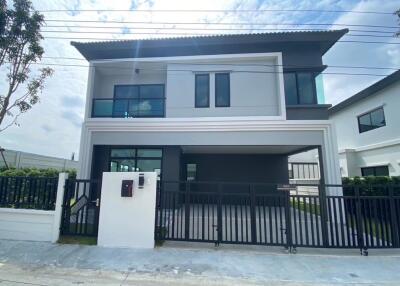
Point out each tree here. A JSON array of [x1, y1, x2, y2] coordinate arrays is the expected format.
[[0, 0, 53, 132]]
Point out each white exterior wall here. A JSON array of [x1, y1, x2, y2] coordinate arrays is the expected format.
[[97, 172, 157, 248], [331, 81, 400, 177], [0, 149, 78, 170], [166, 57, 281, 117], [0, 173, 67, 242]]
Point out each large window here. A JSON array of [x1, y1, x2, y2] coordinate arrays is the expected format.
[[284, 72, 317, 105], [215, 73, 230, 107], [195, 74, 210, 108], [358, 107, 386, 133], [109, 148, 162, 179], [361, 166, 389, 177]]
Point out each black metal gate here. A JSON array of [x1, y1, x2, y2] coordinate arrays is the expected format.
[[61, 179, 101, 236], [155, 181, 400, 252]]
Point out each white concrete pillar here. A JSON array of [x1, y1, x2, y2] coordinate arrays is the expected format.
[[52, 172, 68, 243]]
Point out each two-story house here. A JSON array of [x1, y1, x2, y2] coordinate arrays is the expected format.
[[330, 70, 400, 177], [72, 30, 346, 194]]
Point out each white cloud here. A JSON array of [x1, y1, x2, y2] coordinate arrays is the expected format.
[[0, 0, 397, 159]]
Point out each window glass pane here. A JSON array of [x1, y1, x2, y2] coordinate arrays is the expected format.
[[110, 159, 136, 172], [136, 159, 161, 172], [127, 99, 140, 117], [370, 108, 385, 127], [137, 149, 162, 158], [297, 73, 315, 104], [284, 73, 298, 105], [115, 86, 139, 98], [358, 113, 372, 133], [137, 99, 164, 117], [215, 73, 230, 107], [111, 149, 136, 158], [375, 166, 389, 176], [113, 99, 128, 118], [92, 100, 113, 117], [186, 164, 197, 181], [195, 74, 209, 107], [361, 167, 375, 176], [139, 85, 164, 99]]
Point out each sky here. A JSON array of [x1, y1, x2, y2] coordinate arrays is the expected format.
[[0, 0, 399, 160]]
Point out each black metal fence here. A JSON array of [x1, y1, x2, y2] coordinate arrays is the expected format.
[[60, 179, 101, 237], [155, 181, 400, 252], [0, 176, 58, 210]]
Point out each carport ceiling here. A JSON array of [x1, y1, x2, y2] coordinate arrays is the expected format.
[[181, 145, 315, 155]]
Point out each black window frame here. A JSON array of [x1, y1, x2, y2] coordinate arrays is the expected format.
[[195, 74, 210, 108], [215, 73, 230, 107], [361, 165, 389, 177], [357, 106, 386, 134], [283, 71, 318, 105]]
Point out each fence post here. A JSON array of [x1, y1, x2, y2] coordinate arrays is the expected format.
[[52, 172, 68, 243], [354, 186, 365, 253], [388, 185, 399, 248], [284, 190, 292, 250], [249, 185, 257, 244], [217, 184, 223, 244], [319, 184, 329, 247], [184, 182, 190, 240]]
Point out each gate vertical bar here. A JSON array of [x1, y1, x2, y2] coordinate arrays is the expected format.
[[249, 185, 257, 244], [184, 182, 190, 240], [285, 190, 292, 250], [319, 184, 329, 247], [217, 183, 223, 244], [388, 185, 399, 247], [354, 186, 365, 252]]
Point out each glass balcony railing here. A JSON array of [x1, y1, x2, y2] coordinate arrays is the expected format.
[[92, 98, 165, 118]]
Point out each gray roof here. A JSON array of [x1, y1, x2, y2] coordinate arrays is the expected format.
[[71, 29, 348, 61], [329, 69, 400, 114]]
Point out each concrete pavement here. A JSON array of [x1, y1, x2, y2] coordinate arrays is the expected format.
[[1, 240, 400, 285]]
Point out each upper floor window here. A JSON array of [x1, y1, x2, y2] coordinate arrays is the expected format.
[[357, 107, 385, 133], [195, 74, 210, 108], [284, 72, 317, 105], [92, 84, 165, 118], [361, 165, 389, 177], [215, 73, 230, 107]]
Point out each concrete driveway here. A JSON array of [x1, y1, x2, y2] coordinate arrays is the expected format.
[[1, 240, 400, 285]]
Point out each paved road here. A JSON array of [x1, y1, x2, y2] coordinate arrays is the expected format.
[[1, 240, 400, 285]]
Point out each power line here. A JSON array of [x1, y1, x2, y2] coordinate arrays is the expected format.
[[42, 36, 400, 45], [42, 25, 396, 34], [11, 61, 393, 77], [41, 56, 400, 71], [40, 30, 396, 38], [43, 19, 399, 29], [37, 8, 394, 15]]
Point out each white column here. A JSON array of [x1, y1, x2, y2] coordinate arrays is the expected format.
[[52, 172, 68, 243]]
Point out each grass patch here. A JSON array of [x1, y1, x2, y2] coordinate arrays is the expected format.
[[58, 235, 97, 245], [290, 199, 321, 216]]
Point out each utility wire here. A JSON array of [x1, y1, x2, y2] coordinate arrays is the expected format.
[[40, 30, 396, 38], [43, 19, 399, 29], [10, 61, 393, 77], [42, 25, 397, 34], [41, 56, 400, 71], [37, 8, 394, 15], [42, 36, 400, 44]]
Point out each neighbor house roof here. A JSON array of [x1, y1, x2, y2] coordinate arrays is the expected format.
[[71, 29, 348, 61], [329, 69, 400, 114]]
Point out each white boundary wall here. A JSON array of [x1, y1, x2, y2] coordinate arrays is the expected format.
[[0, 173, 67, 242], [98, 172, 157, 249]]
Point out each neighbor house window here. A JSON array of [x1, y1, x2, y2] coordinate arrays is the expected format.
[[195, 74, 210, 107], [358, 107, 386, 133], [284, 72, 317, 105], [361, 166, 389, 177], [215, 73, 230, 107]]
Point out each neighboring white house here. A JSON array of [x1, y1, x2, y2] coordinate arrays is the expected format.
[[72, 31, 347, 194], [329, 70, 400, 177], [0, 149, 78, 171]]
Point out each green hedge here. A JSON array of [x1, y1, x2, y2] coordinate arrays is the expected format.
[[0, 167, 76, 178], [342, 176, 400, 186], [342, 176, 400, 196]]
